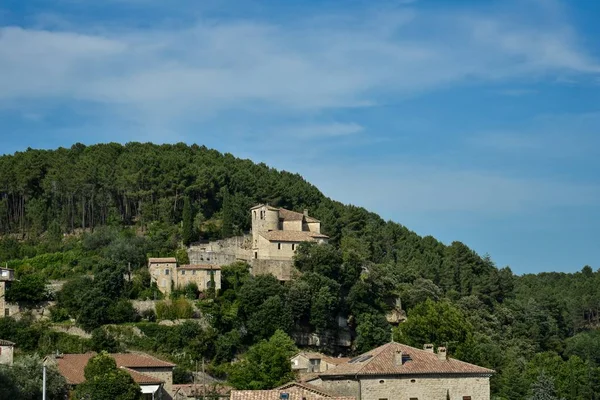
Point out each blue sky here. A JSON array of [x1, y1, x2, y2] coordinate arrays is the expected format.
[[1, 0, 599, 274]]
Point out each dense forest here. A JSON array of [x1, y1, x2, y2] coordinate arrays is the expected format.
[[1, 143, 599, 400]]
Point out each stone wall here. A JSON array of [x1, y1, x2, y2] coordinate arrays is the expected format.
[[0, 344, 14, 365], [135, 367, 174, 394], [250, 259, 297, 281], [317, 375, 491, 400], [188, 236, 252, 265]]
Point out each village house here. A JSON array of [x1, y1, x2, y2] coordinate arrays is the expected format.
[[53, 352, 176, 400], [0, 339, 15, 366], [230, 381, 355, 400], [0, 267, 16, 318], [250, 204, 328, 261], [148, 258, 221, 296], [291, 352, 350, 376], [308, 342, 495, 400]]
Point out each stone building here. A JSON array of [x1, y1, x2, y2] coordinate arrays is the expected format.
[[54, 352, 176, 399], [309, 342, 494, 400], [0, 267, 15, 318], [148, 258, 221, 296], [250, 204, 328, 261], [0, 339, 15, 366], [292, 352, 350, 379]]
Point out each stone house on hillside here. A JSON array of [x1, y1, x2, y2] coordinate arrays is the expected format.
[[230, 381, 355, 400], [54, 352, 176, 399], [292, 352, 350, 375], [148, 258, 221, 296], [309, 342, 494, 400], [0, 267, 15, 318], [187, 205, 329, 281], [0, 339, 15, 366], [251, 204, 328, 261]]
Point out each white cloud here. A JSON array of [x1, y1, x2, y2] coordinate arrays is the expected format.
[[281, 122, 364, 139], [0, 0, 598, 125]]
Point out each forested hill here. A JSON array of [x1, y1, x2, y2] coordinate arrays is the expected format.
[[2, 143, 600, 399], [0, 142, 502, 296]]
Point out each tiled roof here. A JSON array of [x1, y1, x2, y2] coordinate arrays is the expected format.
[[260, 231, 328, 242], [120, 367, 164, 384], [173, 383, 232, 397], [148, 257, 177, 263], [179, 264, 222, 270], [319, 342, 495, 377], [0, 339, 15, 346], [276, 382, 341, 397], [278, 208, 320, 223], [230, 386, 354, 400], [293, 352, 350, 366], [111, 353, 176, 368], [55, 352, 175, 385]]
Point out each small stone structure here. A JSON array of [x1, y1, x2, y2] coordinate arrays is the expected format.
[[148, 258, 221, 296], [0, 339, 15, 366], [0, 267, 15, 318]]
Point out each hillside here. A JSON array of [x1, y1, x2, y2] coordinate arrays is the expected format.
[[1, 143, 600, 399]]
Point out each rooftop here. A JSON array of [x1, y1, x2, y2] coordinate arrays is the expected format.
[[231, 381, 354, 400], [55, 352, 175, 385], [0, 339, 15, 346], [148, 257, 177, 263], [293, 352, 350, 366], [319, 342, 495, 377], [178, 264, 222, 270], [260, 230, 328, 243], [251, 204, 321, 223]]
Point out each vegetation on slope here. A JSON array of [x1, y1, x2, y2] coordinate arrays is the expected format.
[[0, 143, 599, 399]]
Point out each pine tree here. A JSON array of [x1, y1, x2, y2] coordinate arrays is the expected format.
[[182, 196, 194, 246]]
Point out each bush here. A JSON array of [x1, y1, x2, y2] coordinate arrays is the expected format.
[[49, 306, 70, 323], [156, 298, 194, 320], [5, 274, 50, 303]]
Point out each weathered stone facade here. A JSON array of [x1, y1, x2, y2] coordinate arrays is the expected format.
[[186, 205, 328, 281], [312, 342, 494, 400], [0, 268, 15, 318], [148, 258, 221, 296], [0, 339, 15, 366]]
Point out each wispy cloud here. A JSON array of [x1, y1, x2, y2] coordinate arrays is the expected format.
[[282, 122, 364, 139], [0, 0, 598, 128]]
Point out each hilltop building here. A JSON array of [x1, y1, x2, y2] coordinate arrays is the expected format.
[[187, 205, 328, 280], [307, 342, 494, 400], [0, 267, 16, 318], [148, 258, 221, 296]]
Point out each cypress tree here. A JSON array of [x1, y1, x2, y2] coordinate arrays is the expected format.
[[182, 196, 194, 246]]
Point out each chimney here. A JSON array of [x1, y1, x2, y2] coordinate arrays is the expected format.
[[437, 347, 447, 361], [423, 344, 434, 353], [303, 209, 309, 217], [395, 349, 403, 366]]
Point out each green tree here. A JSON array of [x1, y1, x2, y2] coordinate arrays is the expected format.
[[5, 274, 50, 303], [355, 313, 391, 353], [528, 371, 564, 400], [7, 354, 68, 400], [182, 196, 195, 245], [228, 330, 297, 389], [74, 352, 141, 400]]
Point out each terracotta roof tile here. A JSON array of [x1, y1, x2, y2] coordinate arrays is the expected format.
[[319, 342, 495, 377], [260, 231, 328, 242], [179, 264, 221, 270], [120, 367, 164, 384], [276, 382, 341, 397], [0, 339, 15, 346], [148, 257, 177, 263], [294, 352, 350, 366], [230, 386, 354, 400], [173, 383, 232, 397], [55, 352, 175, 385]]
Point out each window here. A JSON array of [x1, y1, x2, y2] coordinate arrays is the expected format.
[[463, 397, 472, 400], [308, 359, 321, 372], [409, 398, 418, 400], [254, 252, 258, 259], [165, 269, 169, 275], [277, 243, 281, 250], [3, 309, 7, 317], [192, 270, 196, 275], [254, 211, 256, 219], [181, 270, 185, 275], [292, 243, 295, 250], [379, 380, 385, 384]]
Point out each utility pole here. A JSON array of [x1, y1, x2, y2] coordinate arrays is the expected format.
[[42, 361, 47, 400]]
